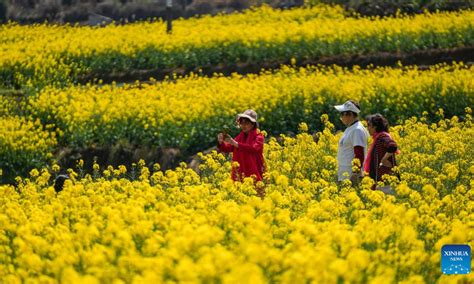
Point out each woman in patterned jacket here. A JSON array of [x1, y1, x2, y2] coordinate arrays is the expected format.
[[364, 113, 399, 186]]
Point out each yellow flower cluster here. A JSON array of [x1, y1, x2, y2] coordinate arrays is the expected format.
[[28, 64, 473, 151], [0, 116, 57, 182], [0, 115, 472, 283], [0, 5, 472, 88]]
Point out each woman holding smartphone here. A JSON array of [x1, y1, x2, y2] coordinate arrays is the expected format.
[[217, 109, 265, 192]]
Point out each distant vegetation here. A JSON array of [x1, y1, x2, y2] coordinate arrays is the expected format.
[[1, 0, 304, 24], [307, 0, 473, 17], [0, 0, 471, 24]]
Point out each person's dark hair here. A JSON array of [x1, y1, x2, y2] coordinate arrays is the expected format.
[[54, 174, 70, 193], [238, 117, 258, 129], [366, 113, 389, 132]]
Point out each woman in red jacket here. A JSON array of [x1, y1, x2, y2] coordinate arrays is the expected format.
[[217, 109, 265, 186]]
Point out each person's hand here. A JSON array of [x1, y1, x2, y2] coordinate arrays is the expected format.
[[225, 136, 238, 147], [217, 133, 224, 144], [380, 157, 393, 168]]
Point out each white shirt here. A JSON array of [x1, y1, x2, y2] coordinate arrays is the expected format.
[[337, 121, 369, 181]]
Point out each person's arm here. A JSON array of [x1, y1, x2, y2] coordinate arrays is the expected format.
[[350, 129, 367, 182], [232, 134, 264, 154], [218, 142, 234, 153], [380, 152, 394, 167], [350, 145, 365, 184], [353, 146, 365, 171], [380, 136, 397, 167]]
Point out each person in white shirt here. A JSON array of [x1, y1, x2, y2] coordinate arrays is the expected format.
[[334, 100, 369, 183]]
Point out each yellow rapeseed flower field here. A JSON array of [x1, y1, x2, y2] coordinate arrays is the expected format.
[[0, 114, 472, 283], [1, 5, 472, 282], [0, 5, 472, 88], [28, 64, 474, 152], [0, 116, 57, 182], [2, 63, 473, 185]]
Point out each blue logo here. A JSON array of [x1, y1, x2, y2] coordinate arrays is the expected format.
[[441, 244, 471, 274]]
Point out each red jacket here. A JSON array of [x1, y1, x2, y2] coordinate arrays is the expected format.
[[218, 128, 265, 181]]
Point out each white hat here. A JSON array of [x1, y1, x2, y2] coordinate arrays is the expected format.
[[334, 100, 360, 114], [237, 109, 258, 123]]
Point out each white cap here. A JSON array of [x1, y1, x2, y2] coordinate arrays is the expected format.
[[334, 100, 360, 114]]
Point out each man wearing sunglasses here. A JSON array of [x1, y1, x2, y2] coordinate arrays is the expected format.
[[334, 100, 369, 183]]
